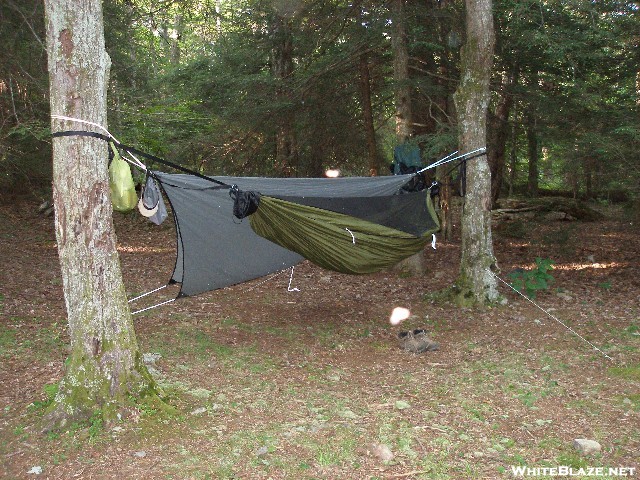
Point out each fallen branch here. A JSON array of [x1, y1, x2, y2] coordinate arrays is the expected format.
[[493, 206, 542, 214], [386, 470, 432, 478], [413, 425, 449, 433]]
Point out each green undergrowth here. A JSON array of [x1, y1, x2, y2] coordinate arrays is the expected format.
[[144, 325, 278, 374], [20, 382, 181, 461], [0, 324, 16, 355], [507, 258, 555, 299]]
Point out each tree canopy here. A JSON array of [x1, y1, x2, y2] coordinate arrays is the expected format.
[[1, 0, 638, 201]]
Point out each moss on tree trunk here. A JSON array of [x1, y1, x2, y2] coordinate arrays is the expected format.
[[452, 0, 499, 305], [44, 0, 159, 432]]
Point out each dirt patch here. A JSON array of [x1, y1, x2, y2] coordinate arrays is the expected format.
[[0, 200, 638, 479]]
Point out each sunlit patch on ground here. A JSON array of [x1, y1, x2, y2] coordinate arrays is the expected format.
[[555, 261, 630, 271]]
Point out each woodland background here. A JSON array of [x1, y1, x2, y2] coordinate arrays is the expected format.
[[1, 2, 640, 478], [1, 0, 638, 202]]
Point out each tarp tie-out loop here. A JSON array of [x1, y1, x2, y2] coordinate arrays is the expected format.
[[429, 181, 440, 199]]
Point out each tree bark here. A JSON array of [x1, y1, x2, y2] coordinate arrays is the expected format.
[[170, 14, 183, 66], [452, 0, 498, 305], [358, 47, 379, 177], [508, 115, 518, 196], [526, 102, 539, 197], [436, 163, 453, 241], [391, 0, 426, 275], [270, 12, 297, 176], [584, 156, 594, 199], [392, 0, 412, 143], [44, 0, 157, 430], [488, 69, 517, 206]]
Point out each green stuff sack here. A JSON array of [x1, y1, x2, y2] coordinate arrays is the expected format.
[[109, 144, 138, 212]]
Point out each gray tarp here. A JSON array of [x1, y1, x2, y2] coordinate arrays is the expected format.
[[153, 172, 437, 297]]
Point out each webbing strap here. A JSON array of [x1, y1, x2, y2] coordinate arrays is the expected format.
[[51, 130, 230, 188]]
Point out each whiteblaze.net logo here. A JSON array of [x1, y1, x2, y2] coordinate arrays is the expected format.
[[510, 466, 637, 477]]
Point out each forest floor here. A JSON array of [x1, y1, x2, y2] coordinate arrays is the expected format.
[[0, 198, 638, 480]]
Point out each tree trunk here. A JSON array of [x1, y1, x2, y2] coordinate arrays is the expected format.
[[436, 163, 453, 241], [44, 0, 157, 430], [170, 14, 183, 66], [508, 116, 518, 196], [358, 48, 379, 177], [488, 70, 517, 206], [584, 156, 594, 199], [391, 0, 426, 275], [526, 117, 539, 197], [392, 0, 412, 143], [452, 0, 498, 305], [526, 97, 539, 197], [270, 13, 297, 176]]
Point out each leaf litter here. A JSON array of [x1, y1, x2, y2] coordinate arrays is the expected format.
[[0, 200, 638, 478]]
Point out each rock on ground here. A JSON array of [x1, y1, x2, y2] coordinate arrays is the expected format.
[[573, 438, 602, 455]]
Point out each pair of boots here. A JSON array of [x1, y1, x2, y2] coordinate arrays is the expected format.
[[398, 329, 439, 353]]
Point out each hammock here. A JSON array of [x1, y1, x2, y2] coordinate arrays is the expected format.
[[52, 129, 484, 300], [153, 171, 439, 296]]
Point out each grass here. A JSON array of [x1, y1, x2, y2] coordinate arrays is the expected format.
[[0, 325, 16, 355], [608, 364, 640, 381], [2, 286, 639, 478], [0, 318, 66, 360]]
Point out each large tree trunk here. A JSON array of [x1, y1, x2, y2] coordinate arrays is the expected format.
[[452, 0, 498, 305], [44, 0, 157, 430]]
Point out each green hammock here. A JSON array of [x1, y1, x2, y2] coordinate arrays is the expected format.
[[250, 194, 440, 275]]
